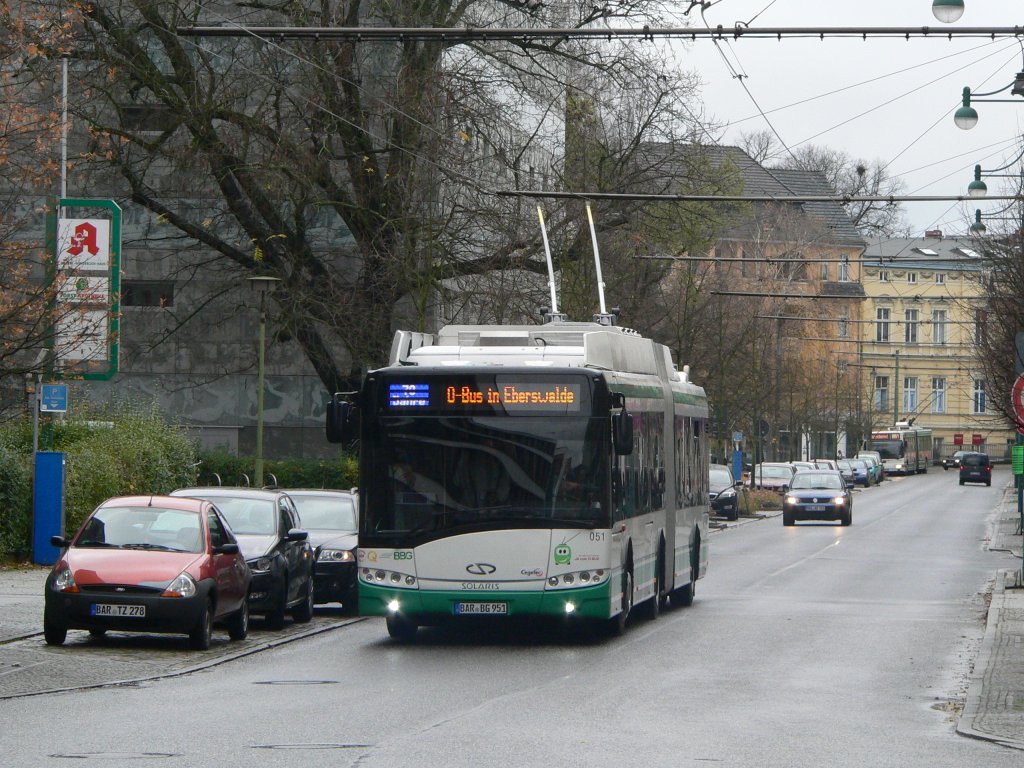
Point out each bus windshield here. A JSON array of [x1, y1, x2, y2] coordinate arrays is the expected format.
[[364, 415, 609, 539], [870, 439, 904, 460]]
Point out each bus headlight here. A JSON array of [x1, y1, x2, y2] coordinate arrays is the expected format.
[[361, 567, 417, 589], [545, 569, 608, 590]]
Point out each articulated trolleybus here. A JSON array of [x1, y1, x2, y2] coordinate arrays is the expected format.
[[327, 321, 710, 640], [867, 421, 933, 475]]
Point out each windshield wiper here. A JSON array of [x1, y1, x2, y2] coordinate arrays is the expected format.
[[121, 543, 176, 551], [76, 540, 115, 548]]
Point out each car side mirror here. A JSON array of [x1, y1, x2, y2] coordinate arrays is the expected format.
[[287, 528, 309, 542], [50, 535, 69, 548], [214, 543, 239, 555]]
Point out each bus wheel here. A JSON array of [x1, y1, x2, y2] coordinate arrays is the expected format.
[[607, 569, 632, 636], [386, 614, 418, 642], [671, 557, 696, 608]]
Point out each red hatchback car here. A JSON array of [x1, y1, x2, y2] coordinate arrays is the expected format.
[[44, 496, 251, 650]]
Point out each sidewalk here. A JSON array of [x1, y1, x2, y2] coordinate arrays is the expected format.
[[0, 564, 360, 700], [957, 486, 1024, 750]]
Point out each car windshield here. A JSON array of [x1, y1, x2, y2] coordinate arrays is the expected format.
[[962, 454, 988, 466], [757, 466, 792, 478], [291, 495, 357, 531], [790, 473, 843, 490], [204, 498, 276, 535], [709, 468, 732, 487], [76, 506, 203, 553]]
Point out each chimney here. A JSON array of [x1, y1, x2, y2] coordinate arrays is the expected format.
[[924, 229, 942, 239]]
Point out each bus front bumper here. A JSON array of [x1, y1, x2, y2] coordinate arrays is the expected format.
[[359, 580, 614, 623]]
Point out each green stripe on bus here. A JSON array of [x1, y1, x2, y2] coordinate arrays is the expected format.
[[613, 382, 706, 407]]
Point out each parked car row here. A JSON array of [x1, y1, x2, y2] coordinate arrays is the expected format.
[[714, 451, 891, 527], [44, 486, 359, 649]]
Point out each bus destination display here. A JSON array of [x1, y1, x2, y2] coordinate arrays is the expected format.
[[386, 380, 582, 413]]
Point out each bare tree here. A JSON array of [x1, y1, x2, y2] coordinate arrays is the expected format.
[[973, 209, 1024, 428], [739, 130, 908, 238], [0, 2, 82, 405], [62, 1, 713, 390]]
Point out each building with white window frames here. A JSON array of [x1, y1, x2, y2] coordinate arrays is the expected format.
[[859, 234, 1012, 460]]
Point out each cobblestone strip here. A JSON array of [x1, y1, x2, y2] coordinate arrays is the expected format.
[[957, 571, 1024, 750]]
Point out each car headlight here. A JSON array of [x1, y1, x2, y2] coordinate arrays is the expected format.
[[317, 548, 355, 562], [163, 572, 197, 598], [718, 487, 736, 500], [785, 496, 798, 505], [52, 566, 78, 593], [249, 556, 275, 573], [833, 496, 846, 504]]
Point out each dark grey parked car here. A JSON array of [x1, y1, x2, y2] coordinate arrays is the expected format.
[[709, 465, 749, 521], [286, 489, 359, 611], [171, 488, 315, 628]]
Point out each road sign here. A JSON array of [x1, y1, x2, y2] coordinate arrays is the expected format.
[[953, 433, 963, 446], [732, 431, 743, 443], [1011, 373, 1024, 425], [39, 384, 68, 413]]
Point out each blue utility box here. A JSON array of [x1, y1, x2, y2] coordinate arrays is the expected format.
[[32, 452, 66, 566]]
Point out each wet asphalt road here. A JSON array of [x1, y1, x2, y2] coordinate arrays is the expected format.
[[2, 469, 1020, 767]]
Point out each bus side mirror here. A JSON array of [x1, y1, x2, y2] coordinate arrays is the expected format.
[[612, 410, 633, 456], [326, 394, 359, 444]]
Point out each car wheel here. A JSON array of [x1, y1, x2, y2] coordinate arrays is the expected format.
[[986, 480, 991, 487], [783, 511, 794, 526], [386, 613, 418, 641], [841, 511, 852, 526], [959, 479, 965, 486], [292, 578, 314, 623], [189, 598, 213, 650], [44, 616, 66, 646], [265, 579, 288, 630], [227, 599, 249, 641]]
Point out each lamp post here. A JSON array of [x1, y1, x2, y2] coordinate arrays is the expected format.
[[248, 276, 280, 488], [835, 361, 847, 458]]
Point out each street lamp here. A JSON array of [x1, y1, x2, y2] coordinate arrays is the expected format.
[[932, 0, 965, 23], [969, 209, 987, 233], [954, 73, 1024, 130], [248, 275, 280, 488], [965, 145, 1024, 197]]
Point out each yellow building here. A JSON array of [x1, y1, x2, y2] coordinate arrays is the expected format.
[[859, 234, 1013, 461]]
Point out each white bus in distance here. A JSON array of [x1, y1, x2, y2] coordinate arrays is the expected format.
[[867, 422, 933, 475], [327, 319, 711, 640]]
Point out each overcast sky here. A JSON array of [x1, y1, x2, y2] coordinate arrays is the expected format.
[[662, 0, 1024, 238]]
